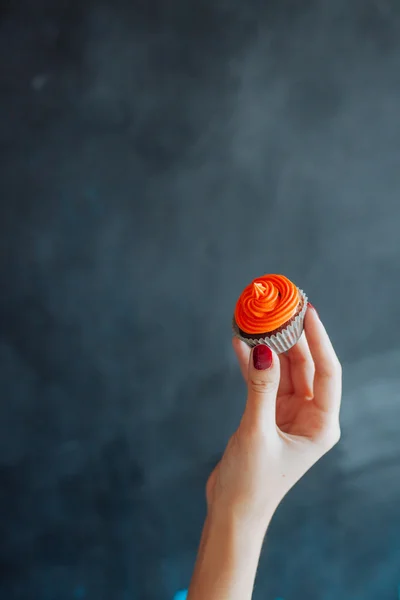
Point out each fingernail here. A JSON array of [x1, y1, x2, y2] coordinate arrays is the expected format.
[[307, 302, 319, 319], [253, 345, 273, 370]]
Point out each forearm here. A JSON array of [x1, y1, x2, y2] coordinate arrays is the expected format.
[[187, 512, 269, 600]]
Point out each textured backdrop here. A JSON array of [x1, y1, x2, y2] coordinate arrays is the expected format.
[[1, 1, 400, 599]]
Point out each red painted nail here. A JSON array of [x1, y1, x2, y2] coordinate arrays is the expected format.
[[307, 302, 319, 318], [253, 345, 273, 370]]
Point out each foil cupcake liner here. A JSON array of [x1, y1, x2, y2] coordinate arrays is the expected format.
[[232, 288, 308, 354]]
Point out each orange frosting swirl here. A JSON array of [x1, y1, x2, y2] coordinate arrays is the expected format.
[[234, 274, 300, 334]]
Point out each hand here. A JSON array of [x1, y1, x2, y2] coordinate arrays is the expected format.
[[206, 304, 342, 530]]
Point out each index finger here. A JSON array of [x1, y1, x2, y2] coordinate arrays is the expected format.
[[304, 304, 342, 415], [232, 337, 250, 382]]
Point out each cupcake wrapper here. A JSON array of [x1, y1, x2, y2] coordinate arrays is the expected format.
[[232, 289, 308, 354]]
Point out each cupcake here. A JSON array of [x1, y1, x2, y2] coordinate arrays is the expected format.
[[232, 274, 308, 353]]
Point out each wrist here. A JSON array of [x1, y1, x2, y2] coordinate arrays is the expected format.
[[206, 505, 272, 546]]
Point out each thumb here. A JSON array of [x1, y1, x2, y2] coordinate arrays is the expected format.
[[244, 344, 280, 431]]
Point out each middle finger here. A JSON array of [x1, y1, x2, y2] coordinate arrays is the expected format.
[[285, 331, 315, 399]]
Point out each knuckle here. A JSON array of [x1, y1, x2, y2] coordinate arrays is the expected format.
[[294, 354, 308, 367], [249, 377, 277, 395], [334, 358, 342, 376], [321, 359, 342, 380], [245, 421, 277, 449]]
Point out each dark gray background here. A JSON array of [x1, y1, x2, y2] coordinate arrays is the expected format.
[[1, 1, 400, 598]]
